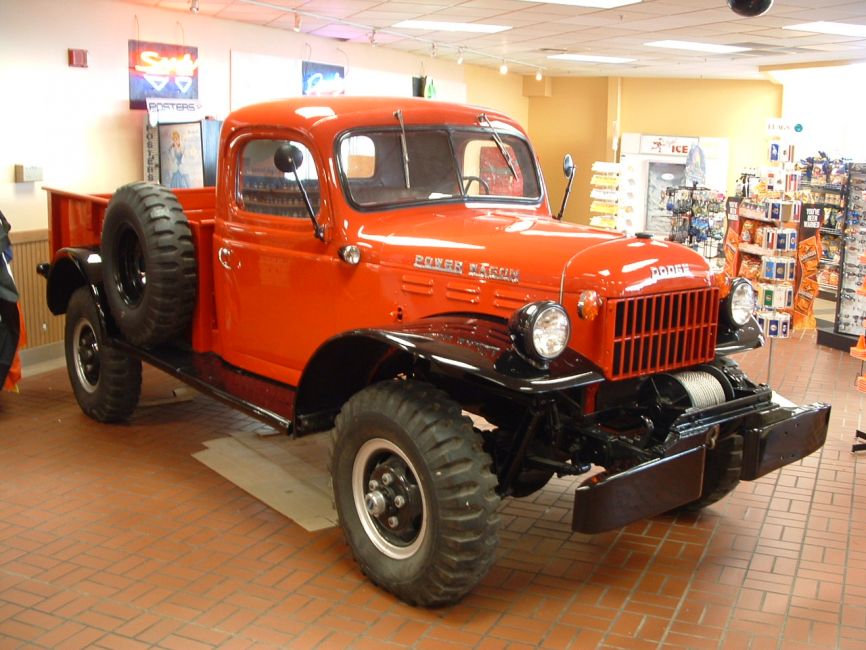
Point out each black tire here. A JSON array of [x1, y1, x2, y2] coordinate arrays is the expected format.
[[676, 433, 743, 511], [331, 381, 500, 607], [102, 182, 196, 348], [65, 287, 142, 422]]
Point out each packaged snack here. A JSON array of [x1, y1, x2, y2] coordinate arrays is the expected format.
[[741, 220, 754, 243], [799, 235, 821, 275], [739, 255, 761, 281]]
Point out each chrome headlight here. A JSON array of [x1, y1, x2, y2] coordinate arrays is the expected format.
[[726, 278, 756, 327], [509, 301, 571, 364]]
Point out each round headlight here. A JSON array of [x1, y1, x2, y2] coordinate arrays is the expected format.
[[509, 301, 571, 364], [727, 278, 756, 327]]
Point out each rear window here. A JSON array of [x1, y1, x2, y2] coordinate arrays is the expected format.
[[237, 138, 320, 218]]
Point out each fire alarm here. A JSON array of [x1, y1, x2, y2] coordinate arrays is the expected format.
[[68, 49, 88, 68]]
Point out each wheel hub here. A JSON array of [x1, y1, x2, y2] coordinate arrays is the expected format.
[[363, 460, 422, 541], [72, 318, 100, 393]]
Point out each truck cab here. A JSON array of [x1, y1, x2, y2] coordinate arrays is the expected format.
[[41, 96, 829, 607]]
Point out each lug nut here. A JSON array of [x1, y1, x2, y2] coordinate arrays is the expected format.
[[381, 472, 393, 486], [394, 495, 406, 508], [368, 479, 379, 491], [387, 516, 399, 528]]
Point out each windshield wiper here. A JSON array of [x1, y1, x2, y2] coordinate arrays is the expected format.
[[394, 109, 411, 189], [478, 113, 517, 179]]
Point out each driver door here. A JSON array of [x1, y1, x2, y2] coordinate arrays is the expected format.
[[213, 135, 335, 386]]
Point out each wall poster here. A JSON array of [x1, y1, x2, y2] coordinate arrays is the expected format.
[[158, 122, 204, 189]]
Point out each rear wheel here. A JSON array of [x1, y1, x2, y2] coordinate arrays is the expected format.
[[65, 287, 141, 422], [331, 380, 500, 607]]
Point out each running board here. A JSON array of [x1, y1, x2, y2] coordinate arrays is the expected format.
[[113, 341, 296, 434]]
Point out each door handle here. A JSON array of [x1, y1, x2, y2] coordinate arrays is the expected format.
[[218, 247, 233, 270]]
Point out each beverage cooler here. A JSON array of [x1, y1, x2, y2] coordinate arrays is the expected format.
[[619, 133, 729, 237]]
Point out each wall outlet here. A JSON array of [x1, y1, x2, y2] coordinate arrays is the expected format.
[[14, 165, 43, 183]]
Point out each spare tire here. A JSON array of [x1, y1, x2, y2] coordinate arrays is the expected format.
[[101, 182, 196, 348]]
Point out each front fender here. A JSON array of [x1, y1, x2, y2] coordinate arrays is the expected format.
[[294, 315, 604, 434], [42, 247, 102, 315]]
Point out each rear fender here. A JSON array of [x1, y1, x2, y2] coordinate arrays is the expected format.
[[294, 315, 604, 434], [42, 247, 102, 315]]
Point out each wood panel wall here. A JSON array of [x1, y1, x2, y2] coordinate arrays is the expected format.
[[7, 229, 63, 350]]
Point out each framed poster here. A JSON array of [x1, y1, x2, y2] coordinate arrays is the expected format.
[[158, 122, 204, 189], [302, 61, 345, 96], [129, 40, 199, 110]]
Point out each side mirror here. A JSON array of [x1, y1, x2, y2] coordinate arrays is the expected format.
[[274, 143, 304, 174], [556, 154, 576, 221], [563, 154, 575, 179]]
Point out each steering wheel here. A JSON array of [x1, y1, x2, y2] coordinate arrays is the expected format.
[[462, 175, 490, 195]]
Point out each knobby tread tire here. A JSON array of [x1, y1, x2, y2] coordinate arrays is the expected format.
[[678, 433, 743, 512], [102, 182, 196, 348], [331, 380, 501, 607], [65, 287, 142, 422]]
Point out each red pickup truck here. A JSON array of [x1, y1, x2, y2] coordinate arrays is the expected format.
[[40, 96, 829, 606]]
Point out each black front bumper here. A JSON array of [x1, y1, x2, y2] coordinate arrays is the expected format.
[[571, 399, 830, 534]]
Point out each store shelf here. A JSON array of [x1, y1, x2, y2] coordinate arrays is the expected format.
[[819, 258, 840, 267], [820, 227, 844, 237], [738, 243, 788, 257], [801, 182, 846, 194]]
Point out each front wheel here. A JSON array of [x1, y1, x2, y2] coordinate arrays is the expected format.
[[65, 287, 142, 422], [331, 381, 500, 607]]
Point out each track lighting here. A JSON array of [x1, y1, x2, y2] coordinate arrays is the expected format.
[[499, 61, 508, 74], [189, 0, 199, 14], [535, 69, 543, 81], [457, 47, 464, 65], [293, 13, 301, 32]]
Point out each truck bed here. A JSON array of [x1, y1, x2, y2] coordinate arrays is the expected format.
[[45, 186, 220, 353]]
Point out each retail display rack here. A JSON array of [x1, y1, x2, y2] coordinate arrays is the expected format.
[[819, 163, 866, 349], [663, 184, 726, 271]]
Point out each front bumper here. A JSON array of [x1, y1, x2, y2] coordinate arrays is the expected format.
[[571, 398, 830, 534]]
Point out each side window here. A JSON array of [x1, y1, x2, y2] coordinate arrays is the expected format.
[[458, 134, 539, 199], [237, 139, 320, 218]]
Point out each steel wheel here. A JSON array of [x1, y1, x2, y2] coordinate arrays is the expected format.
[[352, 438, 428, 560], [71, 317, 100, 393]]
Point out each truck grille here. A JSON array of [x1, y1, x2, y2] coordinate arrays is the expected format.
[[603, 288, 719, 380]]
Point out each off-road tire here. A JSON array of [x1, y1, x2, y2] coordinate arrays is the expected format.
[[101, 182, 196, 348], [65, 287, 141, 422], [331, 380, 500, 607], [677, 433, 743, 511]]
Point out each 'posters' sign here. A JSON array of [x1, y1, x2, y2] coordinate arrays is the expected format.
[[129, 40, 198, 110]]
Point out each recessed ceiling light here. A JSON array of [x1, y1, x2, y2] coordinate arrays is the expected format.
[[521, 0, 641, 7], [393, 20, 511, 34], [783, 21, 866, 38], [547, 53, 636, 63], [644, 40, 751, 54]]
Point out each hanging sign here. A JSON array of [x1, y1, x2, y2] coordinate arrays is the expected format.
[[129, 40, 199, 110], [638, 135, 699, 156], [145, 98, 205, 127]]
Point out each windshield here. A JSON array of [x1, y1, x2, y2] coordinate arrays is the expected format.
[[338, 127, 542, 209]]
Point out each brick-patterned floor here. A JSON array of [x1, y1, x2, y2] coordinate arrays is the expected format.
[[1, 330, 864, 649]]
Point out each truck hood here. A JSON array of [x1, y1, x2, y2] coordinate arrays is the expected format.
[[353, 208, 712, 297]]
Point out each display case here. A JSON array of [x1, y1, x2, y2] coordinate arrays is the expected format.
[[834, 163, 866, 336]]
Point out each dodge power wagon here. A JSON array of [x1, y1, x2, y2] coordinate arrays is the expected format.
[[40, 96, 830, 607]]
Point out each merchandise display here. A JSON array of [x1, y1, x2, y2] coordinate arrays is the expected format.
[[588, 160, 624, 230], [662, 184, 726, 270], [834, 163, 866, 336], [38, 96, 830, 608]]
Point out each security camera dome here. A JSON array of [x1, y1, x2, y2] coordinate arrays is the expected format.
[[727, 0, 773, 17]]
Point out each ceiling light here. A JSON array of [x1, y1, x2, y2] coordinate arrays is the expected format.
[[499, 61, 509, 74], [535, 69, 543, 81], [293, 13, 301, 32], [644, 40, 751, 54], [521, 0, 641, 7], [393, 20, 511, 34], [189, 0, 199, 14], [457, 47, 465, 65], [547, 53, 636, 63], [783, 21, 866, 38]]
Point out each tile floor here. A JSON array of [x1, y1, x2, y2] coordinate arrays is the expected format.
[[1, 330, 865, 650]]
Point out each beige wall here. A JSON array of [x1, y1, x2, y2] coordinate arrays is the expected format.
[[526, 77, 611, 223], [464, 66, 529, 130], [619, 77, 783, 199]]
